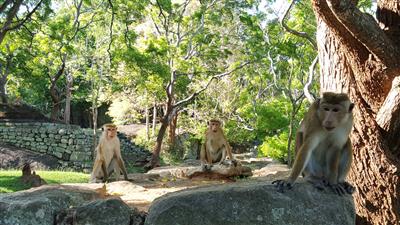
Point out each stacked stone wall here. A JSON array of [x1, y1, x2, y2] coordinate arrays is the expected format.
[[0, 122, 150, 171]]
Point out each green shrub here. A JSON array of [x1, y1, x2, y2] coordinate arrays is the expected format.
[[259, 131, 291, 163]]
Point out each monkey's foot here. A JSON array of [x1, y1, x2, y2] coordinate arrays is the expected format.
[[201, 164, 213, 172], [272, 180, 293, 193], [328, 183, 347, 195], [308, 180, 326, 191], [339, 182, 355, 194]]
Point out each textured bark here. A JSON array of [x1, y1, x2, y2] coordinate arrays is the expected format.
[[312, 0, 400, 224], [168, 113, 178, 147], [0, 75, 7, 104], [64, 73, 73, 124]]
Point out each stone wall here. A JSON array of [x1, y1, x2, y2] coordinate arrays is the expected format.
[[0, 122, 151, 172]]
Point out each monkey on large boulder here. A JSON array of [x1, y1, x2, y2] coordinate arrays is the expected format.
[[273, 92, 355, 195]]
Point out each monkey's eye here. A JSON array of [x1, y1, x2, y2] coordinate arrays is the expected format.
[[324, 107, 330, 111], [332, 108, 339, 112]]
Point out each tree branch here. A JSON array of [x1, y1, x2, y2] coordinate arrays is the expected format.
[[304, 55, 318, 103], [0, 0, 13, 14], [6, 0, 44, 32], [107, 0, 115, 63], [376, 76, 400, 142], [280, 0, 317, 49], [326, 0, 400, 67], [174, 61, 251, 109]]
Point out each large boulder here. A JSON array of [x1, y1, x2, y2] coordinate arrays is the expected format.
[[55, 198, 145, 225], [0, 184, 145, 225], [0, 144, 59, 169], [145, 181, 355, 225], [0, 185, 99, 225]]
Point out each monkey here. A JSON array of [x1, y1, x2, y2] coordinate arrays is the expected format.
[[200, 119, 235, 171], [273, 92, 355, 195], [90, 123, 128, 183]]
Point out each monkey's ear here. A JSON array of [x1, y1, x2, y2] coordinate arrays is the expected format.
[[349, 103, 354, 112]]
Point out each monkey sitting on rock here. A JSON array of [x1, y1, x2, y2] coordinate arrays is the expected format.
[[200, 119, 237, 171]]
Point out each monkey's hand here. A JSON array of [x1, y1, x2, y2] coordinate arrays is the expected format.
[[272, 180, 293, 193]]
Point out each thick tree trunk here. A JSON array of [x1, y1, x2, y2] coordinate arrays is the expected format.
[[168, 113, 178, 147], [149, 117, 168, 168], [312, 0, 400, 224], [0, 75, 7, 104]]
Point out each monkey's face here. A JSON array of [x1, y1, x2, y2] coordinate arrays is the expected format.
[[318, 102, 352, 131], [209, 122, 220, 132], [106, 127, 117, 138]]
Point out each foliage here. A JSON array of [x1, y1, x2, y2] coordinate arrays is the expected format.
[[0, 0, 345, 163], [260, 131, 291, 163]]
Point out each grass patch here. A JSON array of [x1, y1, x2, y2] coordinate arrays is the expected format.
[[0, 170, 90, 193]]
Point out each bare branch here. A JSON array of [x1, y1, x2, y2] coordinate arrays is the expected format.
[[5, 0, 44, 32], [174, 61, 251, 109], [280, 0, 317, 49], [304, 56, 318, 103], [107, 0, 115, 63], [231, 113, 254, 131], [0, 0, 23, 44]]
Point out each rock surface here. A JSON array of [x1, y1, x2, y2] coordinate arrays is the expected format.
[[0, 184, 146, 225], [145, 181, 355, 225], [0, 144, 59, 169], [55, 198, 145, 225], [0, 185, 99, 225], [147, 162, 252, 180]]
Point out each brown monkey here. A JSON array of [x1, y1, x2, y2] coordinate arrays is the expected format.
[[90, 124, 128, 183], [273, 92, 355, 195], [200, 119, 235, 170]]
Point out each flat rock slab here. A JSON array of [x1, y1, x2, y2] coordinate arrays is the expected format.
[[147, 164, 253, 180]]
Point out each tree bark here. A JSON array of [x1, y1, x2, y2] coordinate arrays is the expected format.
[[0, 74, 7, 104], [149, 116, 168, 168], [312, 0, 400, 224], [49, 55, 66, 121], [152, 103, 157, 137], [145, 106, 150, 140], [64, 72, 73, 124], [168, 113, 178, 147]]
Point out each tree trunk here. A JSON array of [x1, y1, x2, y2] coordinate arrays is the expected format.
[[149, 116, 168, 168], [168, 113, 178, 147], [152, 103, 157, 137], [50, 92, 61, 121], [64, 73, 73, 124], [145, 106, 150, 140], [92, 106, 98, 160], [0, 75, 7, 104], [49, 55, 66, 121], [312, 0, 400, 224]]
